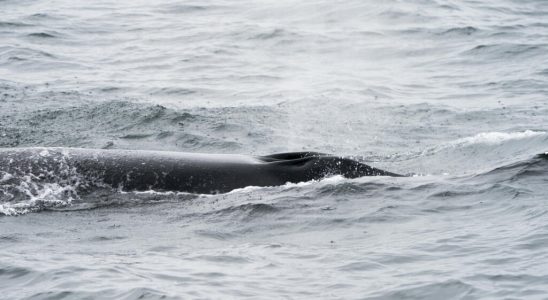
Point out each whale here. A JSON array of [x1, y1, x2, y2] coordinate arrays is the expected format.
[[0, 147, 402, 194]]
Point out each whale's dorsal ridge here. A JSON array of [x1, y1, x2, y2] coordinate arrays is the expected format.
[[259, 151, 328, 162]]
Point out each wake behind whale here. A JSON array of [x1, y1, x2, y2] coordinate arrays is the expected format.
[[0, 147, 401, 197]]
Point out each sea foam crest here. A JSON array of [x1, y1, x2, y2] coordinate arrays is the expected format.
[[420, 130, 547, 157], [449, 130, 546, 146]]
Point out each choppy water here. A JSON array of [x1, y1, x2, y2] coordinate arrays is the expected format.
[[1, 0, 548, 299]]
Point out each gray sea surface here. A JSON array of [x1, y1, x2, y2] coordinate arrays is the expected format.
[[1, 0, 548, 299]]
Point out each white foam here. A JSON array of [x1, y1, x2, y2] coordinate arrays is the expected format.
[[450, 130, 546, 147], [417, 130, 547, 158], [0, 173, 14, 183], [39, 149, 50, 157], [0, 170, 83, 215], [0, 204, 23, 216], [225, 175, 350, 195]]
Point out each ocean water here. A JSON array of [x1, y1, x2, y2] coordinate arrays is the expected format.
[[1, 0, 548, 299]]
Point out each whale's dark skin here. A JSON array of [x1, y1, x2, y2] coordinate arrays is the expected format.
[[0, 147, 402, 194]]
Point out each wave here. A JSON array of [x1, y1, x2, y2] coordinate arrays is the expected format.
[[438, 26, 479, 36], [460, 43, 547, 62], [0, 21, 33, 28], [446, 130, 546, 146], [473, 152, 548, 182], [26, 32, 57, 39], [0, 100, 283, 152], [385, 130, 548, 176]]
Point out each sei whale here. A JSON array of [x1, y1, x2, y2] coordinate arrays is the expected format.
[[0, 147, 402, 194]]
